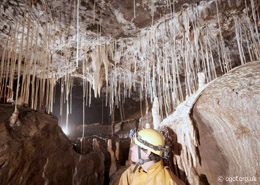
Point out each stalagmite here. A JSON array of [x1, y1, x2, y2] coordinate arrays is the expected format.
[[9, 108, 20, 127], [93, 138, 100, 151], [81, 137, 86, 153], [115, 140, 120, 161], [107, 139, 117, 177]]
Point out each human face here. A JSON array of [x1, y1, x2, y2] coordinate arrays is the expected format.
[[130, 143, 150, 163], [130, 143, 139, 163]]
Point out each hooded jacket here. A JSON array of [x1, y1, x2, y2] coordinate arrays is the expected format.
[[119, 160, 185, 185]]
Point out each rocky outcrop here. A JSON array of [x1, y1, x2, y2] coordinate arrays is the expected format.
[[192, 61, 260, 184], [160, 61, 260, 185], [0, 104, 104, 185]]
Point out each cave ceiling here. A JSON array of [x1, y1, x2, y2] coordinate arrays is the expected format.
[[0, 0, 259, 115]]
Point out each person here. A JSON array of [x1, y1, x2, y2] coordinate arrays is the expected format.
[[119, 128, 185, 185]]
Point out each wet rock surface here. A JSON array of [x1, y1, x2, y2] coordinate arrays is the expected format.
[[0, 104, 104, 185], [192, 61, 260, 184]]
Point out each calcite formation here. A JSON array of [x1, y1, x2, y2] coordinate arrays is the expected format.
[[192, 61, 260, 184], [0, 0, 259, 118], [161, 61, 260, 185]]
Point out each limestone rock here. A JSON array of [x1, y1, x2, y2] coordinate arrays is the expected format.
[[0, 104, 105, 185], [192, 61, 260, 184], [160, 61, 260, 185]]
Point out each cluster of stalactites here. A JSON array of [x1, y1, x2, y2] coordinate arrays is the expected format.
[[0, 0, 61, 114], [0, 0, 80, 132], [0, 0, 259, 122], [91, 0, 260, 118]]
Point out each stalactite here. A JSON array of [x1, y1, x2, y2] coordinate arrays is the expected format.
[[24, 22, 34, 105], [82, 58, 86, 140], [49, 33, 56, 114], [250, 0, 260, 46], [39, 9, 48, 112], [33, 78, 39, 110], [204, 34, 212, 82], [234, 17, 245, 65], [216, 0, 231, 72], [206, 30, 217, 81], [3, 45, 12, 102], [0, 0, 258, 131], [15, 0, 27, 108], [93, 0, 96, 25], [48, 77, 53, 114], [0, 37, 9, 98], [45, 77, 50, 112], [245, 0, 260, 61], [60, 77, 64, 117], [91, 46, 102, 97], [76, 0, 80, 67], [65, 75, 70, 132], [86, 70, 89, 106], [20, 0, 32, 100], [31, 23, 39, 109], [70, 78, 73, 114], [152, 97, 161, 130], [245, 29, 253, 62], [88, 79, 92, 106], [133, 0, 136, 18], [7, 22, 19, 102]]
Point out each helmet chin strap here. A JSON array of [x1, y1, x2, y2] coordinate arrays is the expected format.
[[132, 146, 152, 173]]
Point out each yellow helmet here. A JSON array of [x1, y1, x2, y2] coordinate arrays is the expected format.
[[133, 128, 165, 156]]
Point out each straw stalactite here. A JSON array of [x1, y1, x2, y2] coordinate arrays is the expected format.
[[0, 0, 259, 129]]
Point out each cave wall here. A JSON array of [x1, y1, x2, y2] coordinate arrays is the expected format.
[[0, 104, 105, 185], [192, 61, 260, 184], [160, 61, 260, 185]]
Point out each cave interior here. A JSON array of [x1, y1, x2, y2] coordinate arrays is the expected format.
[[0, 0, 259, 185]]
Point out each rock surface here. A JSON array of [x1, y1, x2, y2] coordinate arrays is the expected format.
[[0, 104, 105, 185], [160, 61, 260, 185], [192, 61, 260, 184]]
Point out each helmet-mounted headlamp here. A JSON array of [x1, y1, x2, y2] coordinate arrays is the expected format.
[[129, 129, 169, 159], [129, 128, 170, 173]]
